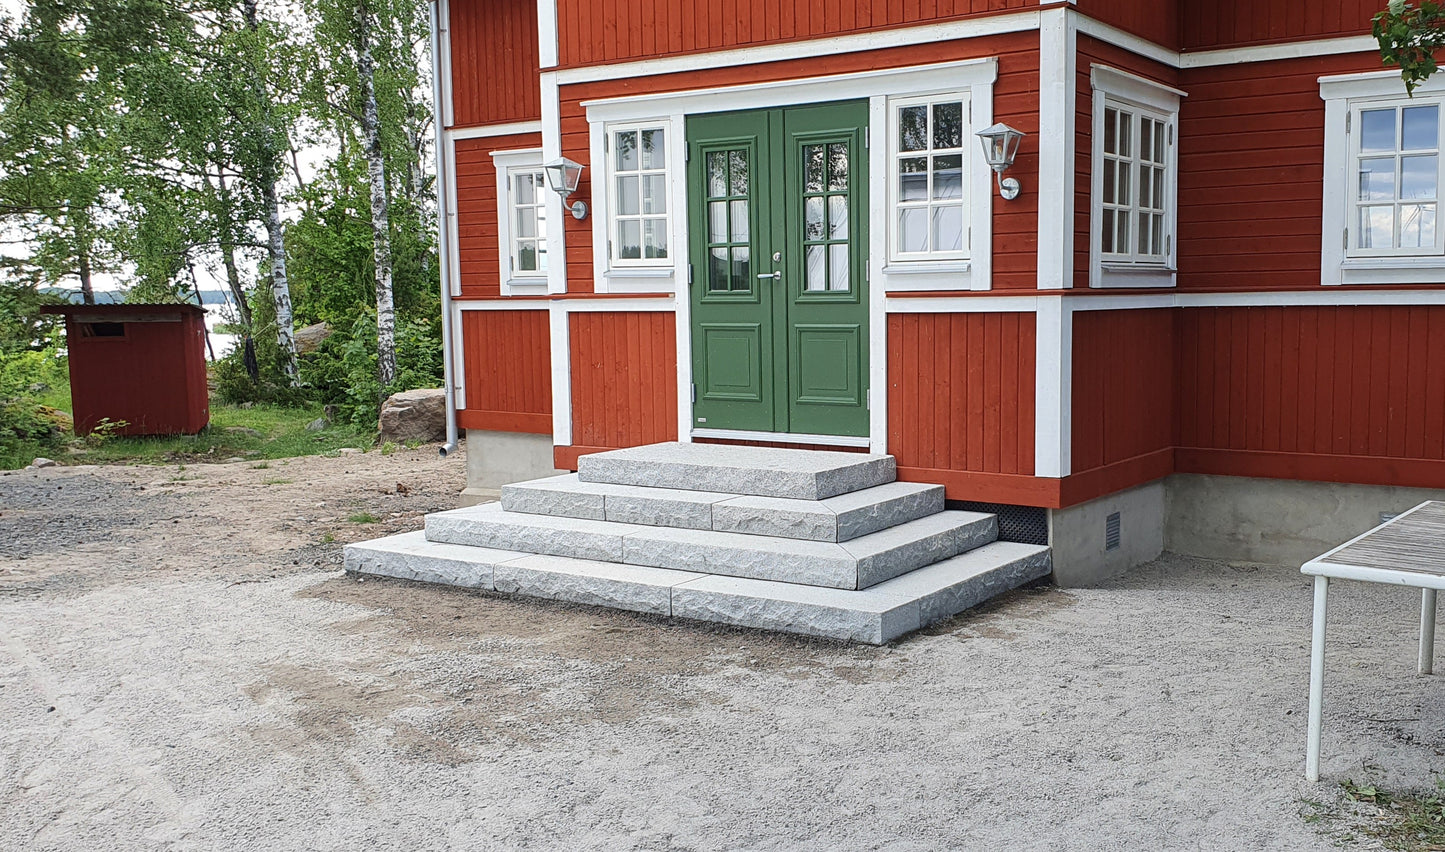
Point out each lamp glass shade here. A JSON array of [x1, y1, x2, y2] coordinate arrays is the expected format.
[[544, 157, 584, 196], [975, 123, 1026, 171]]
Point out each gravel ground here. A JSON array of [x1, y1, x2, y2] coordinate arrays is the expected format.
[[1, 446, 1443, 851]]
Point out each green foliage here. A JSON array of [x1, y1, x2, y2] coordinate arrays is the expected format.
[[1374, 1, 1445, 93], [298, 312, 441, 427], [0, 346, 70, 468]]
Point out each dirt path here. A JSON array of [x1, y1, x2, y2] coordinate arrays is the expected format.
[[1, 447, 1440, 850]]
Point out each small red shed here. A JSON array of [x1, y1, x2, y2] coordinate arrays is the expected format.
[[41, 304, 210, 436]]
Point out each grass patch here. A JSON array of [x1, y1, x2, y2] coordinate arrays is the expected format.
[[347, 512, 380, 524], [261, 478, 293, 486], [1304, 779, 1445, 851]]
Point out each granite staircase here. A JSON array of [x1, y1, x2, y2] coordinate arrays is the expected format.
[[345, 442, 1051, 644]]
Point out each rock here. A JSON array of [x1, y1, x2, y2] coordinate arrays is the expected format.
[[29, 458, 57, 469], [305, 417, 328, 432], [35, 406, 72, 435], [338, 448, 363, 455], [225, 427, 263, 439], [378, 388, 447, 444], [293, 322, 332, 355]]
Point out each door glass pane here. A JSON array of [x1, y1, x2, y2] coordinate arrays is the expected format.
[[899, 157, 928, 201], [899, 208, 927, 253], [707, 152, 727, 197], [933, 101, 963, 149], [1361, 109, 1396, 152], [805, 145, 825, 192], [932, 155, 962, 199], [828, 143, 848, 191], [899, 105, 927, 151], [1359, 158, 1396, 201], [805, 245, 826, 291], [730, 199, 749, 241], [708, 201, 727, 243], [730, 150, 748, 195], [731, 246, 750, 286], [710, 246, 729, 291], [1402, 155, 1438, 199], [828, 244, 849, 291], [933, 206, 963, 253], [828, 195, 848, 240], [1360, 205, 1393, 248], [616, 130, 639, 171], [805, 196, 825, 240], [1404, 106, 1439, 150]]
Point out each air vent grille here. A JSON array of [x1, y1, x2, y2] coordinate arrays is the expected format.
[[950, 500, 1048, 546], [1105, 512, 1121, 551]]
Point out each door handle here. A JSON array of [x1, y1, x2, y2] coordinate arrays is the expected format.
[[757, 272, 781, 280]]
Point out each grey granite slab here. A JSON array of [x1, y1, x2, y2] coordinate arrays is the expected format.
[[842, 511, 998, 588], [501, 473, 734, 529], [577, 441, 895, 500], [622, 525, 860, 589], [493, 554, 705, 616], [711, 481, 947, 542], [424, 503, 646, 563], [343, 531, 526, 590], [670, 575, 921, 645], [501, 474, 607, 520], [826, 482, 946, 541], [865, 541, 1052, 625]]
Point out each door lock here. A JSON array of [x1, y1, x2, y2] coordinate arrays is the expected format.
[[772, 251, 782, 262]]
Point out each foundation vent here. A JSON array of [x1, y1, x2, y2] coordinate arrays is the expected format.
[[950, 501, 1048, 546], [1105, 512, 1121, 551]]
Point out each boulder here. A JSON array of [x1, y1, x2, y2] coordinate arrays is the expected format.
[[378, 388, 447, 445], [305, 417, 328, 432], [29, 458, 57, 469], [293, 322, 332, 355]]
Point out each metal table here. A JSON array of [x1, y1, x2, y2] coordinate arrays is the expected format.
[[1301, 500, 1445, 781]]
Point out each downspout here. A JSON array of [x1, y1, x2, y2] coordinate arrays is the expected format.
[[429, 0, 459, 458]]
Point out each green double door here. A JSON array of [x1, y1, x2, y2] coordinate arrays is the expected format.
[[687, 101, 869, 438]]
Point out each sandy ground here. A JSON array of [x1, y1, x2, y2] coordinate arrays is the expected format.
[[1, 446, 1443, 851]]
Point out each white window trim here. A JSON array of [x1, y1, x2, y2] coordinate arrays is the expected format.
[[1089, 65, 1184, 289], [491, 148, 548, 296], [588, 118, 683, 293], [1321, 70, 1445, 284]]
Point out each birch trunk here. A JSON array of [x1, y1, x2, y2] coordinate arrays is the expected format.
[[356, 0, 396, 388]]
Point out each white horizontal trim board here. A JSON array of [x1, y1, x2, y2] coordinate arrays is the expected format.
[[455, 299, 550, 311], [886, 296, 1041, 313], [884, 289, 1445, 314], [560, 296, 676, 312], [447, 121, 544, 140], [690, 428, 872, 448]]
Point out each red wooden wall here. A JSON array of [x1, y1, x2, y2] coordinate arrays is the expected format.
[[1180, 1, 1378, 51], [1070, 308, 1175, 475], [566, 312, 679, 453], [63, 309, 209, 436], [459, 310, 553, 434], [554, 0, 1034, 67], [1074, 0, 1178, 50], [454, 132, 540, 299], [558, 30, 1041, 294], [888, 312, 1038, 501], [448, 0, 541, 127], [1176, 305, 1445, 488]]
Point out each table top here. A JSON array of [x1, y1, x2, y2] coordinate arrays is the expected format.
[[1303, 501, 1445, 586]]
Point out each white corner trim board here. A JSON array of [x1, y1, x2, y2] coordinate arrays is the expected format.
[[1036, 7, 1076, 291], [1034, 297, 1072, 479]]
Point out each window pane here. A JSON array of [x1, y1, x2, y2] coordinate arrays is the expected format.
[[618, 220, 642, 259], [643, 219, 668, 259], [710, 246, 729, 291], [899, 105, 927, 151], [642, 174, 668, 214], [1361, 109, 1396, 153], [729, 150, 748, 196], [517, 240, 537, 271], [828, 143, 848, 191], [1102, 159, 1116, 204], [616, 175, 640, 215], [708, 201, 727, 243], [1404, 106, 1439, 150], [731, 246, 750, 286], [1140, 121, 1153, 166], [1101, 208, 1116, 253], [1118, 112, 1133, 157], [829, 243, 849, 291], [828, 195, 848, 240], [707, 152, 727, 197], [1153, 120, 1166, 162], [1152, 168, 1165, 211], [805, 245, 826, 291], [1104, 108, 1118, 155], [1359, 158, 1396, 201], [516, 174, 535, 205], [933, 101, 963, 149], [1138, 164, 1152, 208], [933, 154, 963, 200], [641, 129, 664, 169], [615, 130, 639, 171], [1115, 205, 1130, 253], [899, 208, 927, 253], [1402, 155, 1438, 200], [1360, 205, 1394, 248], [517, 207, 535, 238], [933, 206, 964, 253], [805, 145, 825, 192], [1118, 165, 1132, 208], [731, 199, 749, 242], [899, 157, 928, 201], [805, 196, 825, 241], [1402, 204, 1437, 247], [536, 201, 547, 239]]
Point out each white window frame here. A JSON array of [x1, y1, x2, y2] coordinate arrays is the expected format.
[[885, 92, 972, 266], [1089, 65, 1183, 289], [1321, 70, 1445, 284], [491, 148, 548, 296], [603, 122, 674, 267]]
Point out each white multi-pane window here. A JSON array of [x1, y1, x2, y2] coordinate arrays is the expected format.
[[1351, 102, 1442, 254], [610, 126, 669, 264], [509, 169, 548, 275], [889, 95, 969, 260], [1089, 65, 1182, 288]]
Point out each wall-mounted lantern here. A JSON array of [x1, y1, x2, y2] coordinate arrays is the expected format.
[[544, 156, 588, 220], [976, 122, 1026, 201]]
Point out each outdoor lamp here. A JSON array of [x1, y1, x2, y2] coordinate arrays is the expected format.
[[975, 122, 1026, 201], [544, 156, 588, 219]]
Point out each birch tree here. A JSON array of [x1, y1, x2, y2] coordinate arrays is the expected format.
[[355, 0, 397, 386]]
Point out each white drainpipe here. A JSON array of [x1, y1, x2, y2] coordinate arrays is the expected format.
[[429, 0, 459, 458]]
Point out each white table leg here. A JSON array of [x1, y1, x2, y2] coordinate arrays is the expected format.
[[1421, 589, 1438, 675], [1306, 574, 1329, 782]]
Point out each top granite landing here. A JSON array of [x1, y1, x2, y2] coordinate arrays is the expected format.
[[576, 442, 897, 500]]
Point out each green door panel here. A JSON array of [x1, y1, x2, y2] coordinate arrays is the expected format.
[[687, 101, 868, 438]]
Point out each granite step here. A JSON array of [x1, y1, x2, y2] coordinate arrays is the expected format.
[[501, 474, 945, 542], [423, 502, 997, 590], [346, 533, 1052, 645], [576, 441, 896, 500]]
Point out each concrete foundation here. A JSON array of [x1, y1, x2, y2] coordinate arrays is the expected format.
[[1047, 480, 1166, 587], [461, 429, 566, 506], [1165, 474, 1445, 567]]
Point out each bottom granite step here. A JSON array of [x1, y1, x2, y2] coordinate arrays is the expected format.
[[345, 532, 1051, 644]]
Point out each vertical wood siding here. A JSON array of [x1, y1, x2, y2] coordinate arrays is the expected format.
[[1176, 52, 1383, 291], [887, 312, 1036, 476], [1070, 309, 1175, 473], [66, 312, 209, 436], [1180, 1, 1378, 51], [569, 312, 679, 448], [1074, 0, 1178, 50], [448, 0, 540, 127], [460, 309, 553, 433], [555, 0, 1033, 67], [454, 132, 541, 299], [558, 31, 1039, 293]]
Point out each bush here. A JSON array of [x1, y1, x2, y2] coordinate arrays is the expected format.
[[298, 313, 443, 428], [0, 347, 69, 467]]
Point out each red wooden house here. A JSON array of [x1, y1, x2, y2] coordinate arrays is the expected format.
[[432, 0, 1445, 583]]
